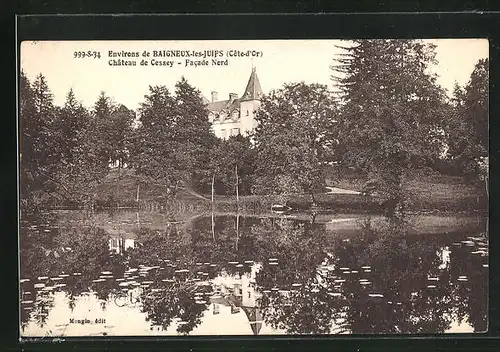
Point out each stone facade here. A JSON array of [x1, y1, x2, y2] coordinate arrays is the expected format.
[[206, 68, 263, 139]]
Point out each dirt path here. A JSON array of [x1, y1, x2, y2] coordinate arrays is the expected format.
[[325, 186, 361, 195]]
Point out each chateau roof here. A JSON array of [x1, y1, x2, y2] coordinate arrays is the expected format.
[[206, 98, 241, 114], [206, 68, 263, 112], [241, 68, 263, 101], [207, 99, 231, 112], [242, 306, 263, 335]]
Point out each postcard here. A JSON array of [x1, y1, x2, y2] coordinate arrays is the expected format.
[[19, 39, 488, 337]]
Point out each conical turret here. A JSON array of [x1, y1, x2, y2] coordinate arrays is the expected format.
[[241, 67, 263, 101]]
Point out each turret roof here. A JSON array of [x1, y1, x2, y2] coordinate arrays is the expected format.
[[241, 67, 263, 101], [205, 68, 263, 112]]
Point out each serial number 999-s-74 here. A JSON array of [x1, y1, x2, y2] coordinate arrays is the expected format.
[[74, 51, 101, 59]]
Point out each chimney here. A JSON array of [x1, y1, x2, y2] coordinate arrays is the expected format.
[[229, 93, 238, 101], [211, 91, 218, 102]]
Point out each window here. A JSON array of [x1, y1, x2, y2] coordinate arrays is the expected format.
[[232, 110, 239, 121], [231, 128, 240, 136], [221, 129, 226, 138], [111, 238, 117, 247], [246, 109, 249, 116]]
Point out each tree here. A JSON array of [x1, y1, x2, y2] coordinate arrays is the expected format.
[[252, 82, 338, 204], [53, 89, 83, 164], [93, 91, 116, 167], [209, 134, 256, 195], [173, 77, 218, 192], [332, 40, 448, 216], [19, 71, 40, 212], [445, 59, 488, 180], [32, 74, 60, 170], [108, 104, 135, 169], [19, 73, 59, 212], [130, 78, 217, 199], [129, 85, 181, 195], [39, 89, 109, 208]]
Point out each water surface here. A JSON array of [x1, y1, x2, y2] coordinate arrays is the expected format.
[[19, 210, 488, 336]]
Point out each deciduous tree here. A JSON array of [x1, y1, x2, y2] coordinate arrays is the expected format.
[[130, 78, 217, 199], [332, 40, 448, 216], [445, 58, 488, 179], [252, 82, 338, 204], [209, 134, 256, 195]]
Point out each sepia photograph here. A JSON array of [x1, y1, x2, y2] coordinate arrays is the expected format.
[[18, 39, 488, 337]]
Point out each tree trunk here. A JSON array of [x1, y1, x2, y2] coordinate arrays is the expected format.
[[383, 163, 404, 219], [235, 164, 239, 211], [211, 173, 215, 209], [173, 182, 178, 198], [311, 212, 317, 225], [383, 195, 403, 219], [485, 176, 488, 198], [310, 191, 317, 206], [235, 212, 239, 251], [212, 172, 215, 242], [212, 210, 215, 243]]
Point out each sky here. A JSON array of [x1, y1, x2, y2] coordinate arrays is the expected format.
[[20, 39, 489, 112]]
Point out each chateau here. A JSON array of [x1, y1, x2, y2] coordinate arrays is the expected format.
[[205, 68, 263, 139]]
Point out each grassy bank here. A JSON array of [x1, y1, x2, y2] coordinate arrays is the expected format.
[[326, 167, 486, 213], [91, 167, 486, 214]]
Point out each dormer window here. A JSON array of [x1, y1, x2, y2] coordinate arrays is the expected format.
[[232, 110, 240, 121]]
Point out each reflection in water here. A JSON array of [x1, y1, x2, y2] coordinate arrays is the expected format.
[[109, 237, 135, 254], [19, 210, 488, 336]]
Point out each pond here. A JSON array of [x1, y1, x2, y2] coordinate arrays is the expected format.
[[19, 209, 488, 336]]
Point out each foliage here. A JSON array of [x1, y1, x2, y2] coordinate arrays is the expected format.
[[108, 104, 135, 168], [174, 77, 218, 191], [19, 74, 136, 209], [445, 59, 488, 179], [129, 78, 217, 197], [252, 82, 338, 203], [50, 90, 111, 206], [19, 73, 59, 213], [209, 134, 256, 195], [91, 92, 135, 168], [332, 40, 448, 214]]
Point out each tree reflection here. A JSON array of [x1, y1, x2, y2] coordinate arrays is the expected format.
[[447, 236, 488, 332], [252, 217, 329, 289], [19, 211, 127, 328], [125, 215, 263, 334], [140, 285, 210, 335], [250, 216, 338, 334], [254, 213, 488, 334], [19, 209, 488, 335]]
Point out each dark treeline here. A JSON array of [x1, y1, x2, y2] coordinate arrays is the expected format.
[[20, 72, 135, 215], [20, 40, 488, 216]]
